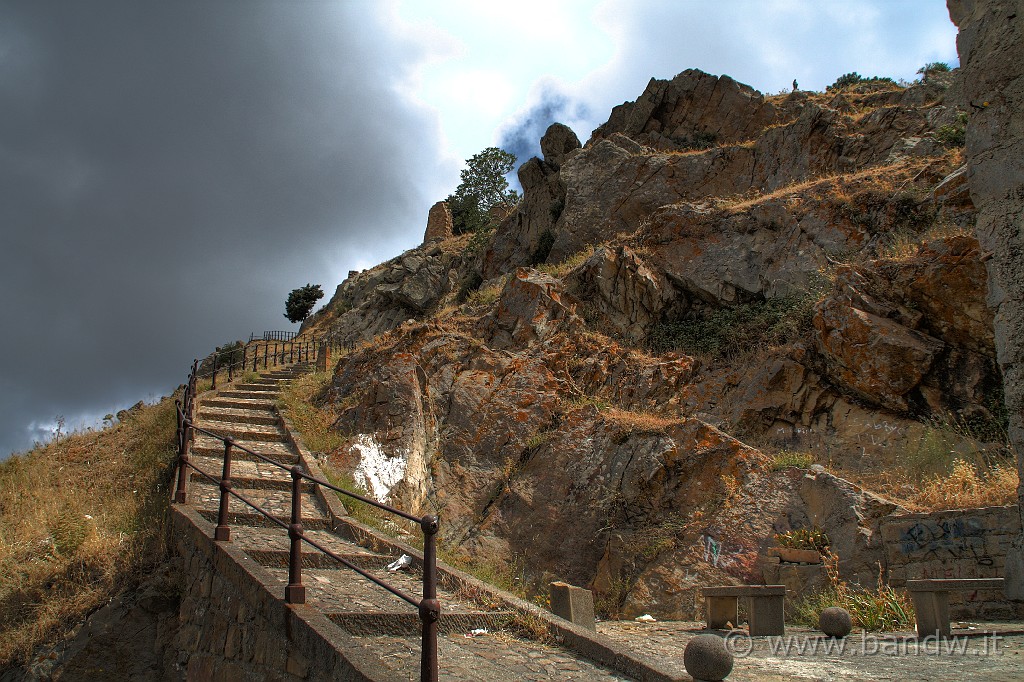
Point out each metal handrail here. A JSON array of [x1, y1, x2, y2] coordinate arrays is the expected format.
[[196, 338, 322, 388], [172, 350, 439, 682]]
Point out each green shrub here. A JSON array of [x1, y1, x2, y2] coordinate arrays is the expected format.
[[648, 295, 814, 358], [935, 112, 968, 147], [676, 131, 717, 151], [770, 450, 814, 470], [827, 72, 896, 91], [775, 527, 830, 553], [917, 62, 951, 79]]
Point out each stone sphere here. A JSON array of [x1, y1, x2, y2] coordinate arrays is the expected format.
[[819, 607, 853, 638], [683, 634, 734, 681]]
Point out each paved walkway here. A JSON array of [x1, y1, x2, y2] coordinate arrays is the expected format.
[[184, 365, 632, 680], [598, 619, 1024, 681]]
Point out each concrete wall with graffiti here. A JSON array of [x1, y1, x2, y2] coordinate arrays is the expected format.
[[881, 505, 1024, 619]]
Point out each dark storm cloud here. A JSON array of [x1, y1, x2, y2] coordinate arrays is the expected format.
[[497, 83, 588, 171], [0, 1, 445, 456]]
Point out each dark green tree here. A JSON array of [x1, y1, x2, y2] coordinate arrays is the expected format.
[[284, 284, 324, 323], [446, 147, 520, 234]]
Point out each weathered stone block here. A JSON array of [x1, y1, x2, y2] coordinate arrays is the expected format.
[[549, 581, 596, 631]]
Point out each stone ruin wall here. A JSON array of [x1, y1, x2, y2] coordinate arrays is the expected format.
[[882, 505, 1024, 619]]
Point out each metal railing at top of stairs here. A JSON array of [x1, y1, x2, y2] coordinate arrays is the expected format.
[[199, 337, 326, 390], [173, 351, 439, 682]]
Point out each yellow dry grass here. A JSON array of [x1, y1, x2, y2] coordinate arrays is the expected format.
[[276, 370, 344, 456], [911, 459, 1019, 510], [0, 396, 178, 668]]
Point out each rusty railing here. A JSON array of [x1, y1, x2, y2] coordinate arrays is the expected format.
[[199, 339, 321, 389], [173, 351, 439, 682]]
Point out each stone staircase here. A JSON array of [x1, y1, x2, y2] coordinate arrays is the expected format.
[[182, 364, 639, 681]]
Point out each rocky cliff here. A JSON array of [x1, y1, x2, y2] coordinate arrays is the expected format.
[[947, 0, 1024, 599], [301, 56, 1019, 617]]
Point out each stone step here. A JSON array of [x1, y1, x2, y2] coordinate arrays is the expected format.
[[217, 390, 280, 400], [197, 407, 278, 426], [328, 611, 516, 637], [192, 436, 298, 464], [189, 455, 295, 483], [200, 397, 277, 411], [245, 549, 391, 571], [231, 382, 280, 392], [261, 565, 499, 618], [187, 478, 327, 521], [228, 525, 380, 561], [196, 508, 332, 531], [188, 471, 313, 493], [194, 420, 288, 443]]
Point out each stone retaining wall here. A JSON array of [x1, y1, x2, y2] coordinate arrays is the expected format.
[[171, 504, 386, 681], [881, 505, 1024, 619]]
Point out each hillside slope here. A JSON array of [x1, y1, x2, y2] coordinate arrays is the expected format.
[[300, 68, 1018, 617]]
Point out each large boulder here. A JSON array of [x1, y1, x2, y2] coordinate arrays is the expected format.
[[564, 245, 676, 342], [479, 268, 581, 349], [813, 288, 945, 412], [540, 122, 581, 168]]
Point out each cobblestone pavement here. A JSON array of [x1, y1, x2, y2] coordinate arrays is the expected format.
[[598, 619, 1024, 681]]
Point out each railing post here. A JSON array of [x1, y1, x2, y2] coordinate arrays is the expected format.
[[253, 344, 258, 372], [215, 438, 234, 541], [289, 342, 294, 363], [227, 350, 234, 383], [263, 343, 268, 370], [211, 351, 218, 390], [285, 466, 306, 604], [419, 514, 440, 682], [174, 400, 189, 504]]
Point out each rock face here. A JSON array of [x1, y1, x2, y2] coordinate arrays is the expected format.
[[423, 201, 453, 242], [479, 268, 581, 349], [564, 245, 674, 343], [482, 123, 577, 278], [305, 47, 1016, 618], [301, 238, 470, 346], [948, 0, 1024, 599]]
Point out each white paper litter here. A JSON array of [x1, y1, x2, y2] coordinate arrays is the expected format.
[[634, 614, 657, 623], [386, 554, 414, 572], [464, 629, 489, 638]]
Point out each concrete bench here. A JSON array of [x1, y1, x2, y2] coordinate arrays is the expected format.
[[702, 585, 787, 636], [905, 578, 1005, 638]]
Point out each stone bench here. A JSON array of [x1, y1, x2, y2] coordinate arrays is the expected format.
[[905, 578, 1005, 638], [702, 585, 787, 636]]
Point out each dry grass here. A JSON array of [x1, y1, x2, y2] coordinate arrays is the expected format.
[[0, 396, 178, 668], [878, 220, 975, 261], [276, 370, 344, 456], [603, 407, 680, 433], [535, 247, 591, 279], [911, 459, 1018, 510]]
